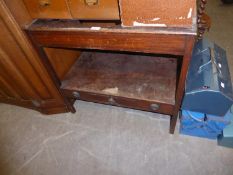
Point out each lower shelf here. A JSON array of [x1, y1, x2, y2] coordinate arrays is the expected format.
[[61, 51, 177, 115]]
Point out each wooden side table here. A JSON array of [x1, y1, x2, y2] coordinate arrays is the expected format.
[[25, 19, 196, 134]]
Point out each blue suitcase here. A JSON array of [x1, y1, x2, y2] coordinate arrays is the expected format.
[[182, 39, 233, 116], [180, 109, 232, 139]]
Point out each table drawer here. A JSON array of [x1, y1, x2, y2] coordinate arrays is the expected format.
[[69, 0, 120, 20], [23, 0, 72, 19]]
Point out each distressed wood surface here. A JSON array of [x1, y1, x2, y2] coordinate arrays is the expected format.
[[61, 51, 177, 114], [119, 0, 197, 28], [26, 19, 197, 35], [25, 20, 196, 56]]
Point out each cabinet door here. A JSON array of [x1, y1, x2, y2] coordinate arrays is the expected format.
[[23, 0, 72, 19], [0, 1, 69, 114]]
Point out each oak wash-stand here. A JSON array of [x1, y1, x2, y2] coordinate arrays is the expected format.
[[21, 0, 208, 134]]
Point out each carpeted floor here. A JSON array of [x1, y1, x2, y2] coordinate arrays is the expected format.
[[0, 1, 233, 175]]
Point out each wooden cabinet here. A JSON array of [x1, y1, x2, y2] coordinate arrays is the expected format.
[[0, 0, 72, 114]]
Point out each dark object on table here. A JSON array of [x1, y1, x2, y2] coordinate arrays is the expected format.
[[182, 38, 233, 116]]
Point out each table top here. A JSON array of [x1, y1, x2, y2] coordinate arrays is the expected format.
[[27, 19, 197, 36]]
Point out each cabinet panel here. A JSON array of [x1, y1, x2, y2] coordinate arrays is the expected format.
[[69, 0, 120, 20], [44, 48, 80, 80], [23, 0, 72, 19], [3, 0, 32, 26], [0, 20, 51, 100], [0, 0, 69, 114], [0, 73, 22, 99], [119, 0, 196, 28]]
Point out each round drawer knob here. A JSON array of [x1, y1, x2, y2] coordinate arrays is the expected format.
[[108, 97, 116, 105], [73, 91, 80, 99], [39, 0, 51, 7], [150, 104, 160, 111], [32, 100, 41, 107]]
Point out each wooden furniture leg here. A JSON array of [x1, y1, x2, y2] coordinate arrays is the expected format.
[[38, 46, 77, 113], [38, 45, 77, 113], [170, 36, 195, 134], [37, 44, 76, 113], [26, 32, 76, 113], [197, 0, 210, 39]]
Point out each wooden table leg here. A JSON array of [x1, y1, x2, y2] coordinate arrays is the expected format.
[[26, 31, 76, 114], [170, 36, 195, 134], [37, 45, 77, 113]]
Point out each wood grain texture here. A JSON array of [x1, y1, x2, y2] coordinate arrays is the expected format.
[[29, 30, 186, 55], [170, 36, 195, 134], [0, 10, 48, 100], [26, 33, 77, 113], [61, 51, 177, 115], [0, 0, 69, 114], [119, 0, 197, 28], [68, 0, 120, 20], [44, 48, 80, 80], [3, 0, 32, 26], [26, 19, 190, 56], [23, 0, 72, 19], [62, 90, 175, 115], [27, 19, 197, 35]]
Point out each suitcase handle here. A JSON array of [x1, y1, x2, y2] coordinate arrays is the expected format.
[[197, 47, 222, 77], [210, 47, 223, 78], [187, 111, 204, 122], [210, 48, 218, 74]]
